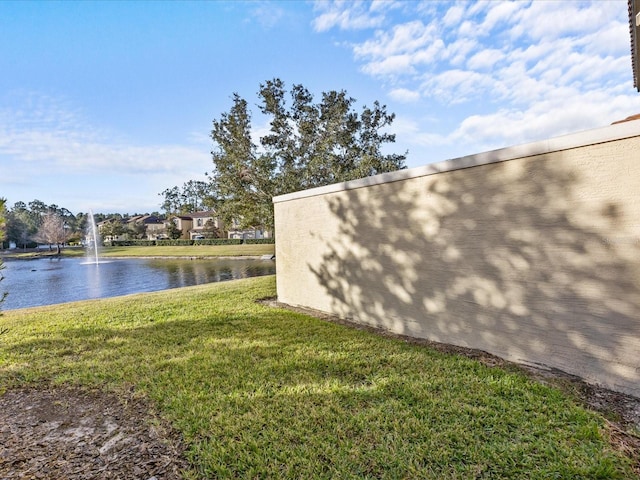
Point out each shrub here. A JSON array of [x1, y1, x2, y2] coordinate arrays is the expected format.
[[109, 240, 157, 247], [193, 238, 243, 246], [243, 238, 275, 244], [156, 239, 194, 246]]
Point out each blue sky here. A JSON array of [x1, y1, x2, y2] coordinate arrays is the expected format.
[[1, 0, 638, 214]]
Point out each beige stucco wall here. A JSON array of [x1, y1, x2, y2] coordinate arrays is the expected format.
[[273, 122, 640, 397]]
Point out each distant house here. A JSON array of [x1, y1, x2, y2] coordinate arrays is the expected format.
[[127, 215, 165, 240], [98, 215, 167, 242], [226, 218, 271, 240], [169, 216, 193, 240], [167, 211, 224, 240], [96, 218, 127, 243]]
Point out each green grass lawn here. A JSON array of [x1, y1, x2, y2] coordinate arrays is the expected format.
[[96, 243, 275, 257], [4, 243, 275, 259], [0, 276, 634, 479]]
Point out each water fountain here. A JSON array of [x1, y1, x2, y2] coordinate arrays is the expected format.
[[84, 209, 102, 265]]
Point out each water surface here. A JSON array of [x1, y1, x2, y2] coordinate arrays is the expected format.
[[1, 257, 275, 310]]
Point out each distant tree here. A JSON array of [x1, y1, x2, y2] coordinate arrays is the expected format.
[[159, 186, 181, 214], [209, 78, 407, 232], [28, 199, 48, 218], [99, 219, 126, 242], [165, 219, 183, 239], [73, 212, 89, 240], [0, 198, 7, 313], [33, 212, 69, 254], [6, 217, 32, 249], [128, 220, 147, 239], [160, 180, 215, 215], [6, 203, 37, 249], [202, 218, 221, 239], [27, 199, 48, 231], [5, 200, 80, 248], [0, 198, 5, 248]]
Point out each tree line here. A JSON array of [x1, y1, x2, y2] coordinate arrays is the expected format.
[[0, 199, 163, 252], [0, 198, 7, 313], [159, 79, 407, 232], [3, 80, 407, 251]]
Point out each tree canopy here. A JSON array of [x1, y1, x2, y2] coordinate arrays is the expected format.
[[3, 200, 165, 248], [208, 79, 407, 231], [33, 212, 70, 254], [159, 180, 215, 215]]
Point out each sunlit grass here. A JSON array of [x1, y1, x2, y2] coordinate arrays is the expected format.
[[96, 244, 275, 257], [0, 276, 633, 479], [2, 243, 275, 259]]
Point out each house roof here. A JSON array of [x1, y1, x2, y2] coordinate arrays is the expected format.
[[172, 211, 217, 222], [188, 211, 217, 218], [630, 0, 640, 91], [611, 113, 640, 124]]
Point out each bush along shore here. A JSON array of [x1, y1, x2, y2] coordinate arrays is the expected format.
[[0, 242, 275, 259]]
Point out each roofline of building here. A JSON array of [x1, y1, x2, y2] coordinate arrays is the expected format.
[[630, 0, 640, 91], [273, 121, 640, 204]]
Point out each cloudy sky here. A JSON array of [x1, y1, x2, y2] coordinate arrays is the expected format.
[[1, 0, 638, 214]]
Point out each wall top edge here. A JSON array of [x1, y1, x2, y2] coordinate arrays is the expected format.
[[272, 120, 640, 204]]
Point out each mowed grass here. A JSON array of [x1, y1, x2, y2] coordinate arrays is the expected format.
[[0, 276, 633, 479], [89, 243, 275, 258], [4, 243, 275, 259]]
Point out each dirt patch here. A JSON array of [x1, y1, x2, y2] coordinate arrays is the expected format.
[[0, 386, 189, 480]]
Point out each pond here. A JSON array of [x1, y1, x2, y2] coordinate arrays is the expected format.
[[0, 257, 276, 311]]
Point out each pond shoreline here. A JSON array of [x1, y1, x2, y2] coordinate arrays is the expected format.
[[0, 256, 276, 311], [0, 248, 273, 261], [1, 254, 270, 261]]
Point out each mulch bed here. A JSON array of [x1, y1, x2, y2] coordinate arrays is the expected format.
[[0, 386, 189, 480]]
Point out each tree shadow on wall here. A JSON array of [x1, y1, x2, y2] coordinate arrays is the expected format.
[[309, 155, 639, 395]]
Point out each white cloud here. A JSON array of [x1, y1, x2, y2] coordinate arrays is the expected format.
[[312, 0, 384, 32], [388, 88, 421, 103], [248, 3, 286, 29], [442, 4, 465, 28], [361, 54, 417, 76], [466, 48, 504, 70], [353, 20, 438, 58], [354, 20, 444, 77], [526, 2, 613, 40], [441, 37, 478, 67], [421, 69, 497, 104], [390, 114, 448, 148], [312, 1, 640, 169], [477, 1, 522, 35], [451, 88, 640, 150], [580, 19, 629, 56], [0, 92, 208, 177]]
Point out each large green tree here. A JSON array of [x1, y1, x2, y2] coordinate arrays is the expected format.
[[209, 79, 407, 231]]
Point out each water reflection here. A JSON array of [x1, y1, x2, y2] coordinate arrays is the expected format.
[[1, 257, 275, 310]]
